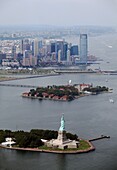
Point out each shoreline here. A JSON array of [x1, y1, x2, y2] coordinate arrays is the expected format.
[[22, 93, 88, 101], [0, 140, 95, 154], [0, 73, 59, 82]]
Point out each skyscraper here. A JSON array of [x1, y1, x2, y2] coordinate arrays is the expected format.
[[80, 34, 88, 64], [34, 38, 39, 57], [63, 42, 68, 61], [70, 45, 78, 56], [20, 39, 24, 55], [58, 50, 61, 63], [67, 49, 70, 63], [50, 40, 68, 61], [12, 45, 16, 59]]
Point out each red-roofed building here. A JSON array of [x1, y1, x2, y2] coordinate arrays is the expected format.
[[52, 96, 60, 100], [42, 92, 49, 98], [22, 92, 29, 97], [75, 84, 91, 92], [60, 95, 68, 101], [49, 94, 54, 99]]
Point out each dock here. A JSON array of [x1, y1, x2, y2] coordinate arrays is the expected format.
[[0, 83, 38, 88], [89, 135, 110, 142]]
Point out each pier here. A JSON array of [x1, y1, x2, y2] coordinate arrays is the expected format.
[[54, 69, 117, 75], [89, 135, 110, 142], [0, 83, 38, 88], [0, 73, 59, 88]]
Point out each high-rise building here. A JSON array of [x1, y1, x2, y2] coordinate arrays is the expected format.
[[51, 42, 56, 53], [63, 42, 68, 61], [22, 50, 37, 67], [34, 38, 39, 57], [0, 52, 6, 64], [22, 57, 30, 67], [70, 45, 78, 56], [58, 50, 61, 63], [67, 49, 70, 63], [31, 41, 34, 55], [12, 45, 16, 59], [80, 34, 88, 64], [20, 40, 24, 54], [29, 55, 37, 66], [24, 44, 31, 51], [38, 40, 43, 49], [50, 40, 68, 61], [51, 41, 58, 60], [23, 50, 29, 58], [57, 40, 64, 60]]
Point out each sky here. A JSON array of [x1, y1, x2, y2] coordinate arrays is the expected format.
[[0, 0, 117, 26]]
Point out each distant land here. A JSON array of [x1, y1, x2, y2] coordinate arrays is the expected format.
[[0, 25, 115, 34]]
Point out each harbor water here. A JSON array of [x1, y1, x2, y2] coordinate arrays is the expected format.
[[0, 33, 117, 170]]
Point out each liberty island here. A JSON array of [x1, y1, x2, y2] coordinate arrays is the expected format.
[[0, 114, 95, 154]]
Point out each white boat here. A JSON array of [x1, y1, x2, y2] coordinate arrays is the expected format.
[[106, 79, 108, 82], [109, 98, 114, 103]]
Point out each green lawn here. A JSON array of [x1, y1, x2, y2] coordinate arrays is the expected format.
[[78, 140, 90, 150]]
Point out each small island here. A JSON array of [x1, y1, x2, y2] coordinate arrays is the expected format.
[[22, 84, 109, 102], [0, 115, 95, 154]]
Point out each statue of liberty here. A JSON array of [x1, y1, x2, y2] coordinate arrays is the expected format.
[[59, 114, 65, 131]]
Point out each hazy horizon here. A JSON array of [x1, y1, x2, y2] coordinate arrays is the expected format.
[[1, 0, 117, 27]]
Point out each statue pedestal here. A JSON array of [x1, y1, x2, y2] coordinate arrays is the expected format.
[[57, 130, 67, 144]]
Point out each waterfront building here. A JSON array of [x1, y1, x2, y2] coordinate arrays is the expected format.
[[46, 115, 79, 149], [2, 59, 19, 67], [79, 34, 88, 64], [1, 138, 16, 148], [74, 83, 92, 92], [29, 55, 37, 66], [51, 52, 56, 61], [22, 57, 30, 66]]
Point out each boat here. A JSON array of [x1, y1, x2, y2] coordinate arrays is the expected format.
[[106, 79, 108, 82], [109, 98, 114, 103]]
